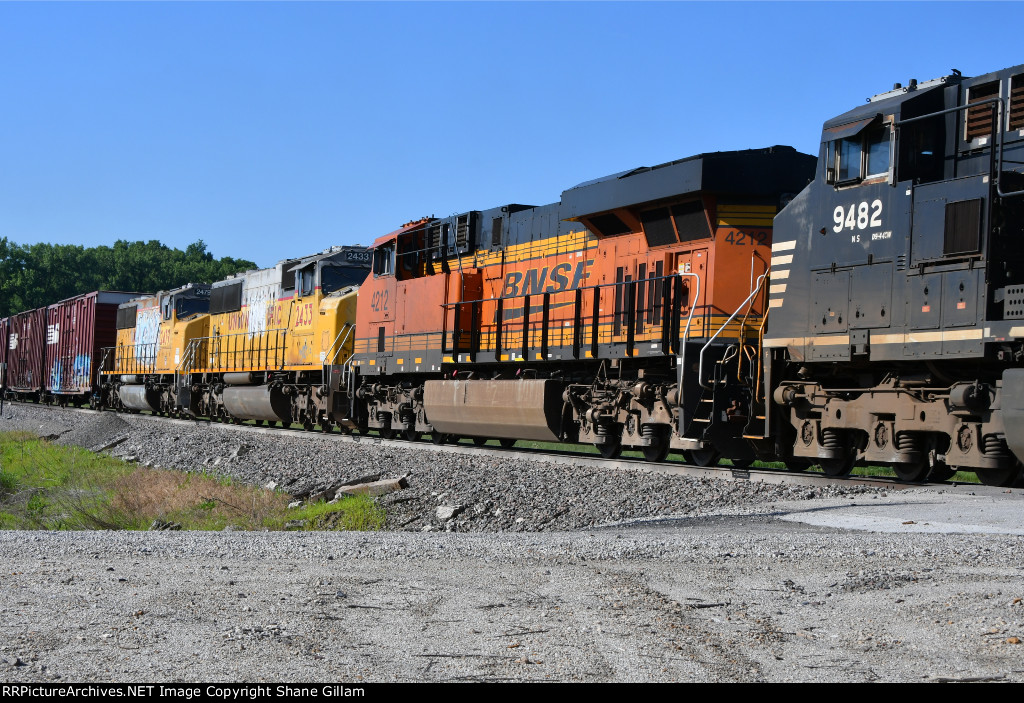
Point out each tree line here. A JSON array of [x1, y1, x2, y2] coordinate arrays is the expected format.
[[0, 238, 257, 317]]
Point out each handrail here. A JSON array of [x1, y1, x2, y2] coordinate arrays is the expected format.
[[698, 273, 768, 391], [736, 259, 771, 381], [188, 327, 289, 372], [896, 96, 1024, 199], [674, 272, 701, 436], [325, 323, 356, 366], [99, 343, 157, 375], [440, 274, 696, 354]]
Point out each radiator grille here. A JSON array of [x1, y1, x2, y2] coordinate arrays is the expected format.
[[943, 198, 982, 256], [1003, 286, 1024, 319]]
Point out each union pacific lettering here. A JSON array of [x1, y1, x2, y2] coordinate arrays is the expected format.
[[226, 309, 250, 332], [502, 260, 590, 297], [266, 305, 284, 328]]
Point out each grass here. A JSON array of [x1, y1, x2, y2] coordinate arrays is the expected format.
[[0, 431, 386, 531]]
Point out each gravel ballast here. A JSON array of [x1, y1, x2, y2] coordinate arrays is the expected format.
[[1, 403, 881, 532], [2, 403, 1024, 683]]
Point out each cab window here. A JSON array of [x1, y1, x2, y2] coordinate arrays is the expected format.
[[321, 265, 366, 295], [176, 298, 206, 318], [296, 266, 316, 297], [373, 244, 395, 277], [827, 123, 891, 184]]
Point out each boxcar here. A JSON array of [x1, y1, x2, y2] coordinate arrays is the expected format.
[[45, 291, 144, 406], [0, 317, 8, 392], [6, 307, 48, 399]]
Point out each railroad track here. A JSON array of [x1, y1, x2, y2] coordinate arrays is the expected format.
[[4, 400, 927, 491]]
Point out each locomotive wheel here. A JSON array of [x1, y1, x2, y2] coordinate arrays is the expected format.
[[785, 459, 811, 473], [403, 429, 422, 442], [687, 449, 720, 467], [498, 438, 516, 449], [730, 458, 755, 469], [893, 460, 930, 483], [975, 465, 1023, 487], [642, 441, 670, 463], [596, 440, 622, 460], [818, 453, 855, 477], [379, 428, 396, 440], [928, 461, 956, 482], [253, 420, 264, 427], [472, 437, 488, 447], [431, 433, 449, 445]]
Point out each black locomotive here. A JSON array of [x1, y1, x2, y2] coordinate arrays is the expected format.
[[765, 64, 1024, 485]]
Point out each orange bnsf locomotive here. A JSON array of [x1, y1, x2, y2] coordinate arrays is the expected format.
[[343, 147, 815, 462]]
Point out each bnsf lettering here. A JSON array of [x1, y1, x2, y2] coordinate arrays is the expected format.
[[502, 261, 589, 297]]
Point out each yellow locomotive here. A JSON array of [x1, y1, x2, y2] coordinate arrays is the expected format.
[[101, 246, 369, 427]]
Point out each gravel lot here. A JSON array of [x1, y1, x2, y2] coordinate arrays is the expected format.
[[2, 403, 1024, 682]]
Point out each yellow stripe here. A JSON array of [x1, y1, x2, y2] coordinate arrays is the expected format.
[[716, 216, 770, 225], [811, 335, 849, 347], [717, 205, 776, 214], [771, 240, 797, 252], [772, 269, 790, 280], [771, 255, 793, 266]]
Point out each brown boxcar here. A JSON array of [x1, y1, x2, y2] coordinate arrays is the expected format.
[[0, 317, 8, 391], [45, 291, 144, 404], [6, 307, 48, 397]]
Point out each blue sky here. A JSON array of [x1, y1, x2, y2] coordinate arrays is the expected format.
[[1, 1, 1022, 268]]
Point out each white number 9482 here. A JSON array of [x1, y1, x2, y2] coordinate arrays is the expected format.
[[833, 200, 883, 233]]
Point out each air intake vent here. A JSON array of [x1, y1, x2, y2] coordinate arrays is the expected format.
[[640, 207, 676, 247], [116, 305, 138, 330], [1010, 74, 1024, 131], [673, 200, 712, 243], [210, 281, 243, 315], [456, 213, 471, 250], [491, 217, 503, 247], [1003, 285, 1024, 319], [944, 199, 983, 256], [587, 213, 632, 237], [966, 81, 999, 141]]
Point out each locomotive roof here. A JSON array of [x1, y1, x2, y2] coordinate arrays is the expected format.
[[822, 76, 957, 132], [560, 146, 815, 220], [821, 63, 1024, 132], [286, 247, 367, 272]]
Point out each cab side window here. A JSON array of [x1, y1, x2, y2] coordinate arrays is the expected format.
[[827, 123, 891, 184], [298, 266, 315, 297], [373, 245, 395, 277]]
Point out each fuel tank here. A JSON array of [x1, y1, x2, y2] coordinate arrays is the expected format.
[[119, 384, 158, 412], [423, 379, 563, 442], [222, 385, 292, 423]]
